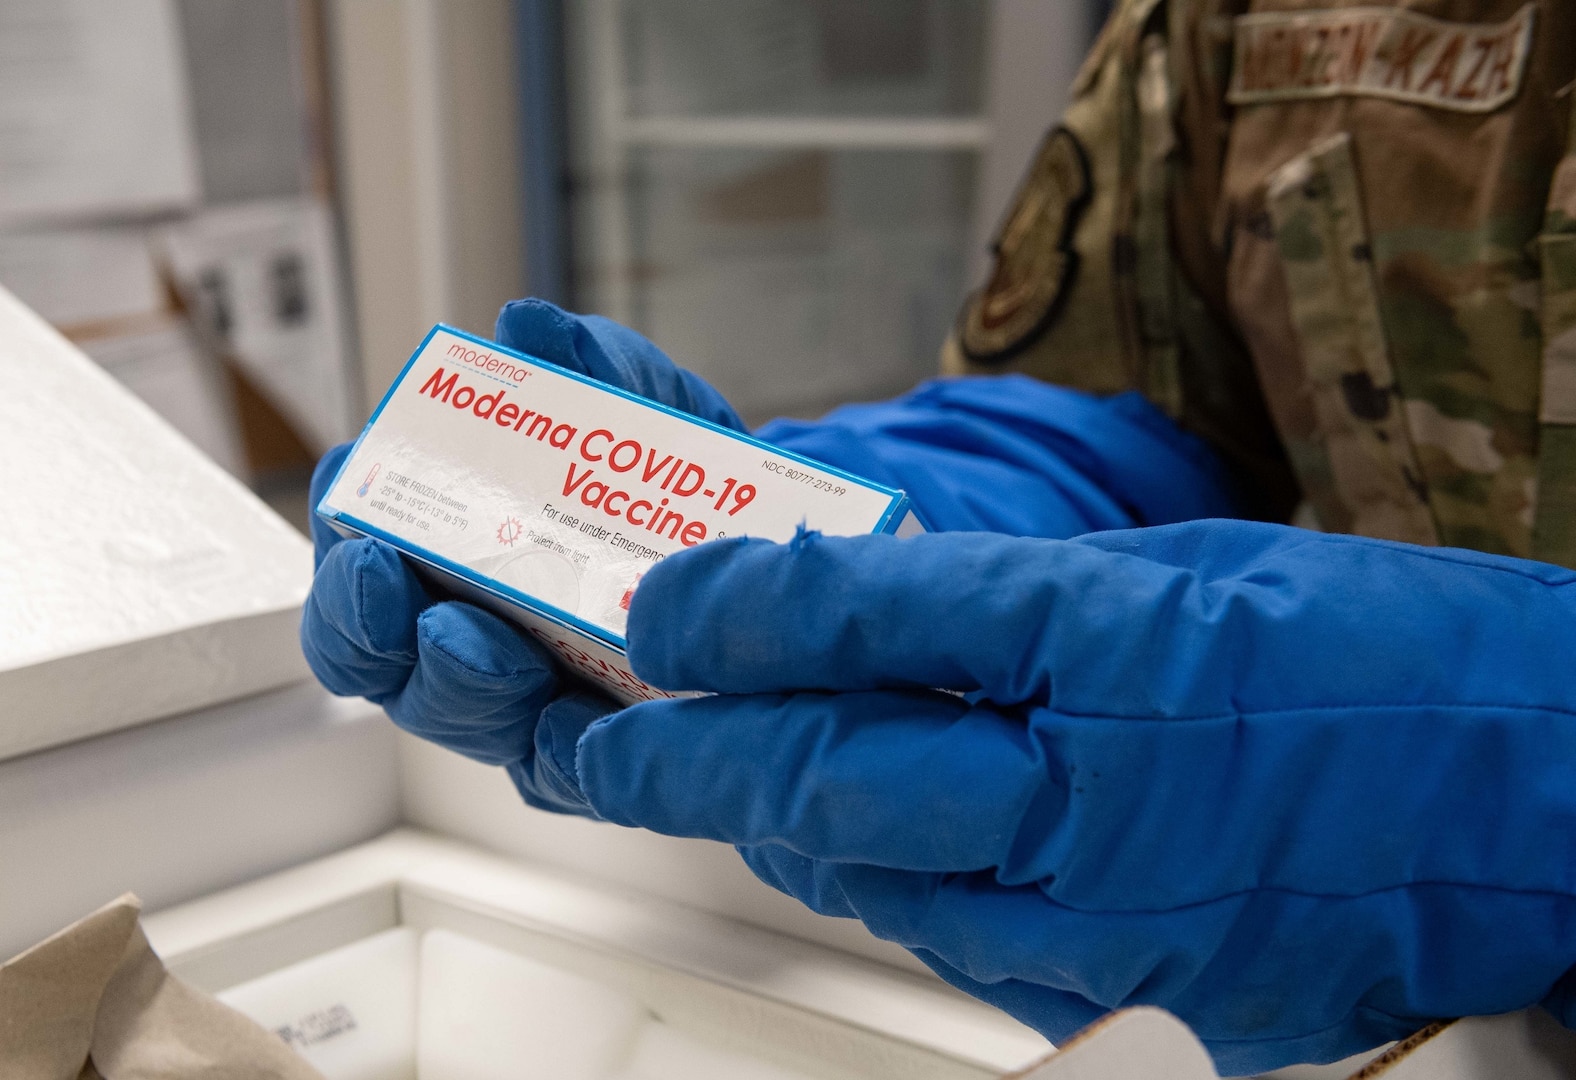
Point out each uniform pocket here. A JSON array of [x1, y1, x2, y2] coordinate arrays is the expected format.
[[1530, 233, 1576, 563], [1265, 132, 1439, 546]]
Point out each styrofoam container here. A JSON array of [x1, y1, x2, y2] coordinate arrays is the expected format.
[[417, 928, 647, 1080], [218, 927, 418, 1080], [0, 283, 312, 760], [146, 831, 1040, 1080]]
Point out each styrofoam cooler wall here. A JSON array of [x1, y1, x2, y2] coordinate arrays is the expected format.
[[0, 282, 401, 959]]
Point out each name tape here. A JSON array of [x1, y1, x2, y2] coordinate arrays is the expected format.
[[1228, 4, 1534, 113]]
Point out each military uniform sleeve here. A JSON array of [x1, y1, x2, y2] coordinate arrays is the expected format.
[[943, 0, 1300, 522]]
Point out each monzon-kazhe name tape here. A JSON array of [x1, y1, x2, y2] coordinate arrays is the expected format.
[[318, 324, 922, 705]]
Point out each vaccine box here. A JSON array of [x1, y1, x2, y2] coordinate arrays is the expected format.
[[318, 325, 921, 705]]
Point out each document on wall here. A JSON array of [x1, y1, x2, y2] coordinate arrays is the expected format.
[[159, 197, 358, 451], [0, 0, 201, 225]]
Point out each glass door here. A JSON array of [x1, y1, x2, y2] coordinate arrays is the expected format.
[[563, 0, 990, 423]]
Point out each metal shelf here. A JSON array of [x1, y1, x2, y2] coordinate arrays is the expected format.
[[618, 115, 991, 150]]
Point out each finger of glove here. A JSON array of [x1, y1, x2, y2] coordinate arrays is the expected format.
[[823, 861, 1523, 1072], [730, 847, 1112, 1049], [749, 845, 1421, 1076], [575, 311, 745, 430], [1543, 970, 1576, 1034], [576, 690, 1053, 872], [735, 844, 859, 920], [300, 538, 428, 702], [905, 948, 1108, 1056], [626, 530, 1110, 700], [494, 298, 746, 432], [922, 938, 1390, 1080], [820, 862, 1236, 1009], [384, 600, 561, 766], [631, 523, 1576, 711], [506, 688, 619, 816], [309, 442, 356, 567]]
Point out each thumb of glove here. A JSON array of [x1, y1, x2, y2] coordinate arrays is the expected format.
[[494, 298, 746, 432]]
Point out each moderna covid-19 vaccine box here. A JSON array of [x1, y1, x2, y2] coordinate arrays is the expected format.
[[318, 325, 921, 705]]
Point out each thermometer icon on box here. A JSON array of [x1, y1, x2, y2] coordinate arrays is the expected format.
[[356, 463, 381, 497]]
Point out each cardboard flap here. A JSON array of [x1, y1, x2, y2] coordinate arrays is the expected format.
[[1011, 1007, 1219, 1080], [0, 894, 142, 1078], [0, 894, 323, 1080]]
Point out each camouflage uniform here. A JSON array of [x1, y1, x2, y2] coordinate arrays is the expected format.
[[945, 0, 1576, 562]]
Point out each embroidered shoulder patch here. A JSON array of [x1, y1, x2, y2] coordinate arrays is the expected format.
[[1227, 3, 1534, 113], [958, 127, 1091, 364]]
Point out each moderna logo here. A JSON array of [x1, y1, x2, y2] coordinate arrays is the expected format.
[[446, 341, 532, 383]]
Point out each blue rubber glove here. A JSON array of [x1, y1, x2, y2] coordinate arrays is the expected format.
[[565, 523, 1576, 1074], [299, 298, 745, 814], [759, 379, 1242, 537], [490, 298, 746, 434]]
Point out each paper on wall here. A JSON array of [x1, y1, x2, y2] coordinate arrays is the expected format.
[[158, 197, 357, 451]]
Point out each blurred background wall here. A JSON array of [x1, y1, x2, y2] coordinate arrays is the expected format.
[[0, 0, 1098, 526]]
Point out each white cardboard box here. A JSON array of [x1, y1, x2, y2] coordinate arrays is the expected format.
[[319, 325, 920, 704]]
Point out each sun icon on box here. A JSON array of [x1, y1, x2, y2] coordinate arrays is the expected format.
[[497, 516, 524, 546]]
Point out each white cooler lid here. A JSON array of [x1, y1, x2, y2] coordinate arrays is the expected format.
[[0, 283, 313, 759]]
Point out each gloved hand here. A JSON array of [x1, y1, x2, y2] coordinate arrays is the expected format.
[[564, 523, 1576, 1073], [758, 379, 1242, 537], [302, 294, 1245, 815], [299, 298, 744, 815]]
